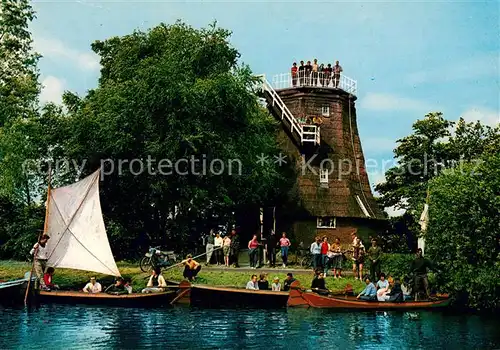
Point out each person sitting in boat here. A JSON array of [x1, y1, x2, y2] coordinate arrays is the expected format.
[[181, 255, 201, 281], [272, 277, 281, 291], [376, 273, 390, 301], [83, 277, 102, 293], [311, 269, 327, 295], [258, 273, 269, 290], [42, 267, 59, 291], [142, 267, 167, 293], [356, 275, 377, 301], [386, 277, 404, 302], [401, 276, 413, 301], [246, 274, 259, 290], [30, 234, 50, 290], [105, 277, 128, 295], [283, 273, 296, 291], [124, 279, 133, 294]]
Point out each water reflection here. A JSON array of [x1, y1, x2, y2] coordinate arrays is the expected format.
[[0, 305, 499, 349]]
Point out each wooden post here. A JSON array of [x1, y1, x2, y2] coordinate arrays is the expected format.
[[24, 166, 51, 306]]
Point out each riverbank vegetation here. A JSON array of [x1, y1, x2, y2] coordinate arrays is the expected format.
[[0, 260, 366, 293], [0, 1, 498, 310]]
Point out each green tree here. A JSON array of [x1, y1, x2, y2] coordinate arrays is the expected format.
[[0, 0, 40, 126], [426, 152, 500, 310], [51, 21, 294, 253]]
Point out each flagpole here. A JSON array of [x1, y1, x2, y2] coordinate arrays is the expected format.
[[24, 165, 51, 306]]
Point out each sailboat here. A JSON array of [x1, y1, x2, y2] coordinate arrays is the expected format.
[[35, 169, 177, 307]]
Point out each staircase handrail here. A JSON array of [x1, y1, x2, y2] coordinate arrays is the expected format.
[[256, 75, 304, 138]]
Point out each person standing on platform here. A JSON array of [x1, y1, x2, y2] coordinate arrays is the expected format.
[[305, 60, 312, 86], [291, 62, 298, 87], [298, 61, 305, 86], [333, 60, 343, 88], [267, 230, 278, 268], [205, 229, 215, 266], [30, 234, 50, 290], [279, 232, 291, 268], [312, 58, 319, 86], [367, 238, 382, 282]]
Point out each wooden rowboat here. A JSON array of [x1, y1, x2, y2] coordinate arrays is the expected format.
[[173, 281, 289, 308], [37, 290, 177, 307], [287, 281, 451, 310]]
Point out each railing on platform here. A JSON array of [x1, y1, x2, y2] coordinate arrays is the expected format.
[[255, 74, 320, 146], [272, 72, 357, 95]]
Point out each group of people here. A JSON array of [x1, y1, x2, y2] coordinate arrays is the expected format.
[[245, 272, 296, 292], [204, 229, 240, 267], [308, 232, 383, 282], [247, 231, 291, 269], [291, 59, 343, 88], [356, 273, 407, 302]]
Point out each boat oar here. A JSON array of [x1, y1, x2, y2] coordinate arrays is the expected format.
[[142, 246, 224, 279], [163, 246, 224, 272], [170, 287, 190, 305]]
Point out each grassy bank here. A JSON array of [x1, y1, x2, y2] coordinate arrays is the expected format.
[[0, 260, 366, 293]]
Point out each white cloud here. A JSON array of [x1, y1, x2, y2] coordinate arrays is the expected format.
[[33, 37, 100, 72], [40, 76, 65, 104], [385, 206, 406, 217], [460, 107, 499, 127], [359, 93, 433, 112], [407, 54, 499, 85]]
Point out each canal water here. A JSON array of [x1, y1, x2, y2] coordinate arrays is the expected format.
[[1, 305, 499, 349]]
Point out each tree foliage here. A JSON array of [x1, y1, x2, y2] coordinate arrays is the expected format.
[[376, 112, 498, 214], [0, 21, 296, 258], [426, 152, 500, 310]]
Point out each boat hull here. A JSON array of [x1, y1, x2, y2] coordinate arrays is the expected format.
[[37, 290, 177, 307], [288, 281, 451, 310], [0, 279, 29, 305], [175, 281, 289, 308]]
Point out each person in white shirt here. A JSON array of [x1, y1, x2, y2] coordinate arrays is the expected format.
[[30, 234, 50, 289], [271, 277, 281, 291], [246, 274, 259, 290], [214, 233, 223, 265], [142, 267, 167, 293], [83, 277, 102, 293]]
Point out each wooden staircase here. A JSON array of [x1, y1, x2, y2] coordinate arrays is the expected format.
[[256, 75, 320, 146]]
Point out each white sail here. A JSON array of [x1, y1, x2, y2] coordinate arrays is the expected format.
[[45, 169, 121, 277]]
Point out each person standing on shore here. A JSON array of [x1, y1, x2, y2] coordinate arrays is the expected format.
[[205, 229, 215, 266], [30, 234, 50, 290], [214, 232, 223, 265], [310, 237, 322, 270], [266, 230, 278, 268], [279, 232, 291, 268], [230, 229, 240, 267]]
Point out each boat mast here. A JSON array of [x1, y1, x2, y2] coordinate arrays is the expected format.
[[24, 165, 52, 305]]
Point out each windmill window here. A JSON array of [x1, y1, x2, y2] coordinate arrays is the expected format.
[[319, 168, 328, 183], [317, 217, 336, 228], [321, 106, 330, 116]]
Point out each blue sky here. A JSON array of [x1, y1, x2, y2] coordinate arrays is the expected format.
[[31, 0, 499, 213]]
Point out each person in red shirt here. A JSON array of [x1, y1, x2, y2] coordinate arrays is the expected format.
[[248, 235, 260, 268], [43, 267, 59, 291], [291, 62, 298, 87], [320, 237, 329, 274]]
